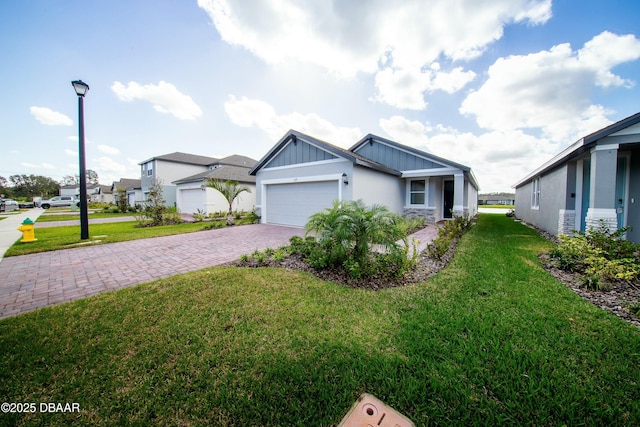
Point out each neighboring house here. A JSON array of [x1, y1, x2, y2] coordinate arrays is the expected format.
[[90, 185, 113, 204], [60, 184, 113, 203], [60, 185, 77, 197], [172, 155, 257, 215], [514, 111, 640, 243], [479, 193, 515, 205], [139, 152, 218, 207], [249, 130, 479, 227], [111, 178, 142, 207]]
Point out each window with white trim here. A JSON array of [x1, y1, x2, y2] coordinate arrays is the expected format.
[[410, 179, 426, 205], [531, 177, 540, 209]]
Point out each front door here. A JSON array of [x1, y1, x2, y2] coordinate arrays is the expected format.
[[615, 156, 628, 230], [443, 180, 454, 219]]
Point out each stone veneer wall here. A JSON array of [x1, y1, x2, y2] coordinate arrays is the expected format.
[[557, 209, 576, 236], [404, 207, 436, 223]]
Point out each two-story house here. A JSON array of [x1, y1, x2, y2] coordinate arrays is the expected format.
[[139, 152, 219, 207], [139, 152, 258, 214]]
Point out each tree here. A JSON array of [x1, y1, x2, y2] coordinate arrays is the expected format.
[[145, 180, 167, 226], [0, 176, 11, 198], [205, 179, 251, 225], [9, 174, 59, 198], [60, 175, 78, 186], [114, 186, 128, 213], [86, 169, 99, 186], [60, 169, 99, 186]]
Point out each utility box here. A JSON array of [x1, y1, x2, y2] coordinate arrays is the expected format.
[[337, 393, 414, 427]]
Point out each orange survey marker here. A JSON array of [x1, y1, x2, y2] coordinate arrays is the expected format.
[[337, 393, 414, 427]]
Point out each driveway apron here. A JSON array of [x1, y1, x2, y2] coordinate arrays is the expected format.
[[0, 224, 304, 319]]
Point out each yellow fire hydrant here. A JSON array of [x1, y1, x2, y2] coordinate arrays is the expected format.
[[18, 218, 37, 243]]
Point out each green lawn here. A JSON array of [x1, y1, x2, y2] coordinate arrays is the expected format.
[[5, 221, 215, 257], [36, 212, 134, 222], [1, 215, 638, 426]]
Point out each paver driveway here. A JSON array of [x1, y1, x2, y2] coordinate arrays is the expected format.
[[0, 224, 304, 319]]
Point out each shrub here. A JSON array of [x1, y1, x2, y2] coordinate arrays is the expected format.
[[192, 209, 207, 222], [548, 220, 639, 289], [302, 200, 412, 279], [426, 213, 474, 261]]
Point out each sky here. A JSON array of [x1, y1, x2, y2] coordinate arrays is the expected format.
[[1, 0, 639, 193]]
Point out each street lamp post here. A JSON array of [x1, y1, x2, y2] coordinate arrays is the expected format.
[[72, 80, 90, 240]]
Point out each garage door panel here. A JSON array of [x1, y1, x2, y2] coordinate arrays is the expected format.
[[266, 181, 338, 227], [180, 189, 203, 215]]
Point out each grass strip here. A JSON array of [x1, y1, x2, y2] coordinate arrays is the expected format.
[[5, 221, 211, 256], [0, 215, 638, 426]]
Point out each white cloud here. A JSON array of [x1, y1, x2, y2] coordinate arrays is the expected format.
[[460, 31, 640, 142], [225, 95, 361, 147], [198, 0, 549, 109], [21, 161, 55, 170], [65, 149, 77, 156], [97, 144, 120, 155], [29, 107, 73, 126], [89, 156, 139, 185], [379, 115, 560, 192], [373, 65, 476, 109], [111, 81, 203, 120]]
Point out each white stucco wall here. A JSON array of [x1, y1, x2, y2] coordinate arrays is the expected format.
[[175, 182, 256, 214], [351, 166, 404, 213]]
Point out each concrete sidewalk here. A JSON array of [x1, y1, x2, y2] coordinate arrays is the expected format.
[[0, 208, 45, 262]]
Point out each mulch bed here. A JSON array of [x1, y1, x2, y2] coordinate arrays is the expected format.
[[517, 220, 640, 328], [229, 221, 640, 328], [228, 238, 458, 291]]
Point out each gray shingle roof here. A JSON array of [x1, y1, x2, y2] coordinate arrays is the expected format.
[[111, 178, 141, 191], [172, 165, 256, 185], [139, 152, 219, 166]]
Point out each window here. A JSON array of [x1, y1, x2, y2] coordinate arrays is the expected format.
[[531, 177, 540, 209], [410, 180, 426, 205], [142, 162, 154, 177]]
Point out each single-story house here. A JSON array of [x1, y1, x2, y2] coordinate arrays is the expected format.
[[514, 111, 640, 243], [478, 193, 515, 205], [249, 130, 479, 227], [172, 155, 257, 215], [60, 184, 113, 203], [111, 178, 143, 207]]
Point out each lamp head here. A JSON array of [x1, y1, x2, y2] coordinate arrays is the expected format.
[[71, 80, 90, 97]]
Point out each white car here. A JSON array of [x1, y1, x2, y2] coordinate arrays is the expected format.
[[36, 196, 80, 209], [1, 199, 19, 212]]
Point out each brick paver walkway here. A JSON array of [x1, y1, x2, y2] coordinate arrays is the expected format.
[[0, 224, 304, 319], [0, 223, 438, 320]]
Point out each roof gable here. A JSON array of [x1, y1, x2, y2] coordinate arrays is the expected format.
[[350, 134, 471, 172], [250, 130, 344, 175], [514, 111, 640, 187], [262, 132, 339, 169]]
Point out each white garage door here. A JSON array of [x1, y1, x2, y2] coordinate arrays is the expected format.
[[265, 181, 339, 227], [179, 188, 204, 215]]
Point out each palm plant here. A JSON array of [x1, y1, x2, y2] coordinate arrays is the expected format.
[[305, 200, 407, 273], [205, 179, 251, 225]]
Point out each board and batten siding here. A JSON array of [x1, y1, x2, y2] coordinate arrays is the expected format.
[[265, 139, 338, 168], [354, 142, 445, 171]]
